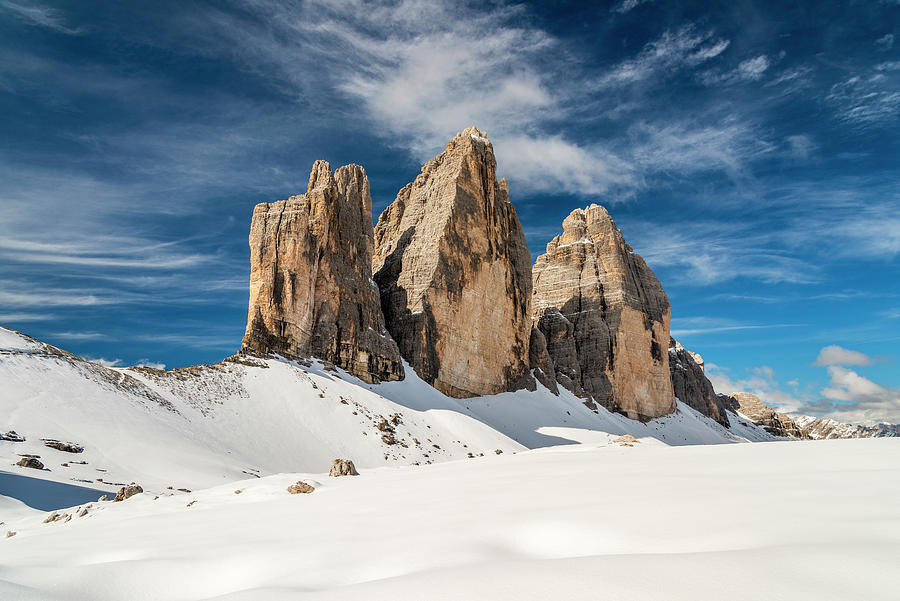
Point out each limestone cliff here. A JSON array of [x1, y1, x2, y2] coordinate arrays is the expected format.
[[372, 127, 533, 398], [668, 338, 730, 426], [242, 161, 403, 383], [532, 205, 675, 421]]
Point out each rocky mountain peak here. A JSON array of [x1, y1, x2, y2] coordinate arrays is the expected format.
[[533, 204, 674, 421], [241, 160, 403, 383], [372, 127, 534, 398]]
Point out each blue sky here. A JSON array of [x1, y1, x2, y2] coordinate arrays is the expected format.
[[1, 0, 898, 424]]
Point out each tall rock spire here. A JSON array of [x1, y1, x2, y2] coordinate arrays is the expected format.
[[241, 160, 404, 384], [372, 127, 534, 397], [532, 204, 675, 421]]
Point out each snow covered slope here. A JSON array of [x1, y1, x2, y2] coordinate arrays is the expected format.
[[2, 326, 775, 504], [2, 438, 897, 601]]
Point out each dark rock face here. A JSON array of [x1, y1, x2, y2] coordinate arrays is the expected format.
[[528, 327, 559, 395], [532, 205, 675, 421], [372, 127, 534, 398], [241, 161, 403, 384], [16, 456, 44, 470], [113, 484, 143, 502], [1, 430, 25, 442], [668, 339, 730, 426], [720, 393, 808, 439]]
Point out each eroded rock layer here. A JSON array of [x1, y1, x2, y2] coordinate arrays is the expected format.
[[242, 161, 403, 383], [372, 127, 533, 397], [668, 339, 730, 426], [532, 205, 675, 421]]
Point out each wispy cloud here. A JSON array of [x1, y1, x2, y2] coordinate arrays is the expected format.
[[0, 1, 81, 35], [51, 331, 107, 340], [671, 320, 803, 337], [828, 72, 900, 126], [0, 312, 54, 322], [612, 0, 654, 14], [597, 25, 730, 87]]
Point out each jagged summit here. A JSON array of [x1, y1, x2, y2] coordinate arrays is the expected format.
[[532, 203, 675, 421], [241, 160, 403, 384], [371, 126, 533, 398]]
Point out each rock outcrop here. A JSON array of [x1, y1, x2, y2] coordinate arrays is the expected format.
[[372, 127, 533, 397], [113, 484, 143, 501], [668, 339, 730, 426], [329, 459, 358, 477], [16, 456, 43, 469], [532, 204, 675, 421], [720, 392, 808, 438], [242, 161, 403, 384]]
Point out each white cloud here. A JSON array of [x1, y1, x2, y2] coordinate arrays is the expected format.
[[612, 0, 654, 14], [0, 312, 54, 322], [814, 345, 873, 367], [699, 54, 773, 86], [598, 25, 730, 87], [814, 366, 900, 425], [828, 74, 900, 126], [705, 363, 805, 413], [0, 0, 81, 35], [86, 357, 123, 368], [875, 33, 894, 51], [135, 359, 166, 370], [51, 331, 107, 340], [786, 134, 816, 160]]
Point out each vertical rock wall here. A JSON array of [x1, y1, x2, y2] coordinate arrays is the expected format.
[[242, 161, 403, 383]]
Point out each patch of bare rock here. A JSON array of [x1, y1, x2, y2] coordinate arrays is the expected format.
[[113, 484, 144, 502], [42, 439, 84, 453], [287, 481, 315, 494], [329, 459, 358, 477], [16, 456, 44, 470]]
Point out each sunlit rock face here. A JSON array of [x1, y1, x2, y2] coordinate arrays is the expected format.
[[242, 161, 403, 384], [532, 204, 675, 421], [372, 127, 533, 398]]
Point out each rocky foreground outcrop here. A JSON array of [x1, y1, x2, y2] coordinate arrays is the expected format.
[[669, 339, 730, 426], [532, 205, 675, 421], [242, 161, 403, 384], [720, 392, 808, 438], [372, 127, 534, 397]]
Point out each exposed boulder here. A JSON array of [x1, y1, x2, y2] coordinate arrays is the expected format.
[[16, 456, 44, 470], [287, 481, 315, 494], [1, 430, 25, 442], [372, 127, 534, 398], [532, 205, 675, 421], [113, 484, 143, 502], [668, 339, 730, 426], [42, 439, 84, 453], [328, 459, 358, 477], [241, 160, 404, 384], [720, 392, 808, 439]]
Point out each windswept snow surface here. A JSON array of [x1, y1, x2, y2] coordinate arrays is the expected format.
[[1, 438, 898, 601]]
